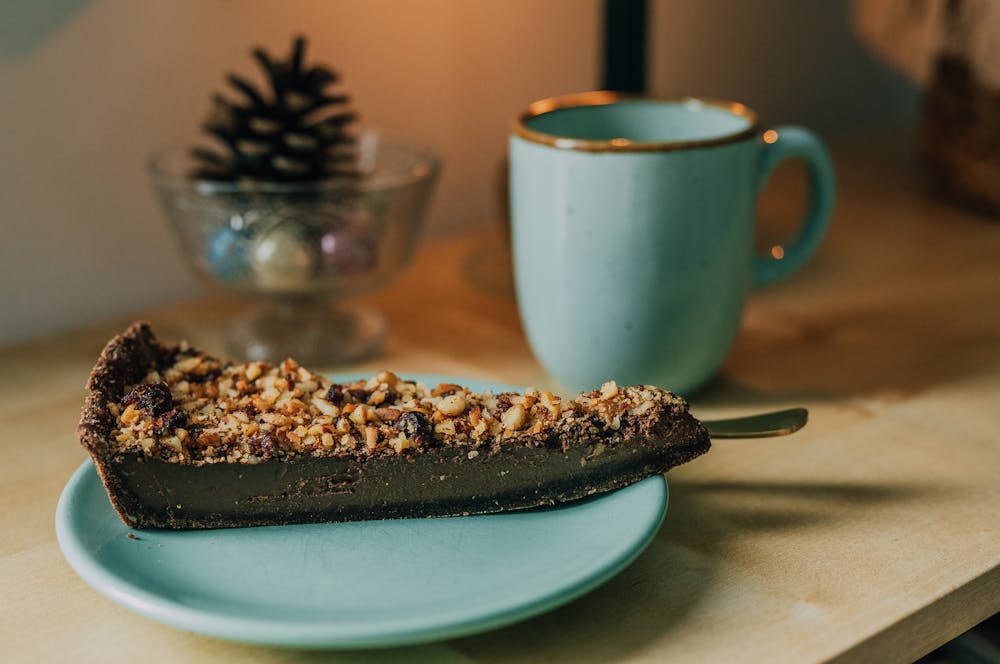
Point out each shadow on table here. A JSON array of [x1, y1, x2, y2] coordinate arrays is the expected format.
[[440, 477, 942, 663], [230, 478, 943, 663]]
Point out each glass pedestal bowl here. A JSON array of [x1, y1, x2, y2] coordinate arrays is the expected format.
[[149, 138, 439, 365]]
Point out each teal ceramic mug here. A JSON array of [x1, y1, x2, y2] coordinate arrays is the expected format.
[[509, 92, 835, 394]]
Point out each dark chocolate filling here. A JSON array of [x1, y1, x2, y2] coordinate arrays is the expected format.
[[107, 420, 705, 528]]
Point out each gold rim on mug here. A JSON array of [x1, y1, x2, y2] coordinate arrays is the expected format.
[[513, 91, 761, 152]]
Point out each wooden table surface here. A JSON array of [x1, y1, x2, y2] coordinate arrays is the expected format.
[[2, 134, 998, 663]]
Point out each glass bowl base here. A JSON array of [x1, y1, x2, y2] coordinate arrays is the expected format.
[[227, 301, 387, 367]]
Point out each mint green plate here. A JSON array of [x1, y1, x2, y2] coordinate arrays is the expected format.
[[55, 375, 667, 649]]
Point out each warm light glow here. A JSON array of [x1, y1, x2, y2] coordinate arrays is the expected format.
[[770, 245, 785, 259], [763, 129, 779, 144], [729, 102, 750, 116], [610, 138, 630, 147]]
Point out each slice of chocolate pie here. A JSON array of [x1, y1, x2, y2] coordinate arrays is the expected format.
[[78, 322, 710, 529]]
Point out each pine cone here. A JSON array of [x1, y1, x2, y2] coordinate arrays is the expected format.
[[191, 36, 358, 182]]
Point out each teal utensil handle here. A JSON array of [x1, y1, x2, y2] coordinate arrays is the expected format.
[[753, 126, 835, 287]]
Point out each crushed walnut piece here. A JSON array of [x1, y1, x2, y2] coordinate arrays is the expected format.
[[109, 347, 687, 466]]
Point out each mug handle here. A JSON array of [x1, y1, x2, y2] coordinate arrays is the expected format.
[[752, 126, 836, 287]]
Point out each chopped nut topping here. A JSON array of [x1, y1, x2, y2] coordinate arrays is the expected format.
[[501, 404, 526, 431], [437, 394, 467, 417], [539, 391, 561, 417], [435, 419, 457, 436], [174, 356, 202, 373], [432, 383, 463, 397], [375, 407, 402, 422], [376, 370, 400, 388], [311, 397, 338, 417], [349, 405, 372, 426], [245, 362, 263, 381], [600, 381, 619, 400], [108, 349, 686, 465], [363, 426, 380, 451], [120, 404, 141, 425]]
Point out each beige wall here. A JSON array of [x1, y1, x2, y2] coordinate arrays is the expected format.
[[649, 0, 916, 131], [0, 1, 914, 346]]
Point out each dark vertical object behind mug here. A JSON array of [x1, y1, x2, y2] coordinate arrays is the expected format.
[[602, 0, 648, 93]]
